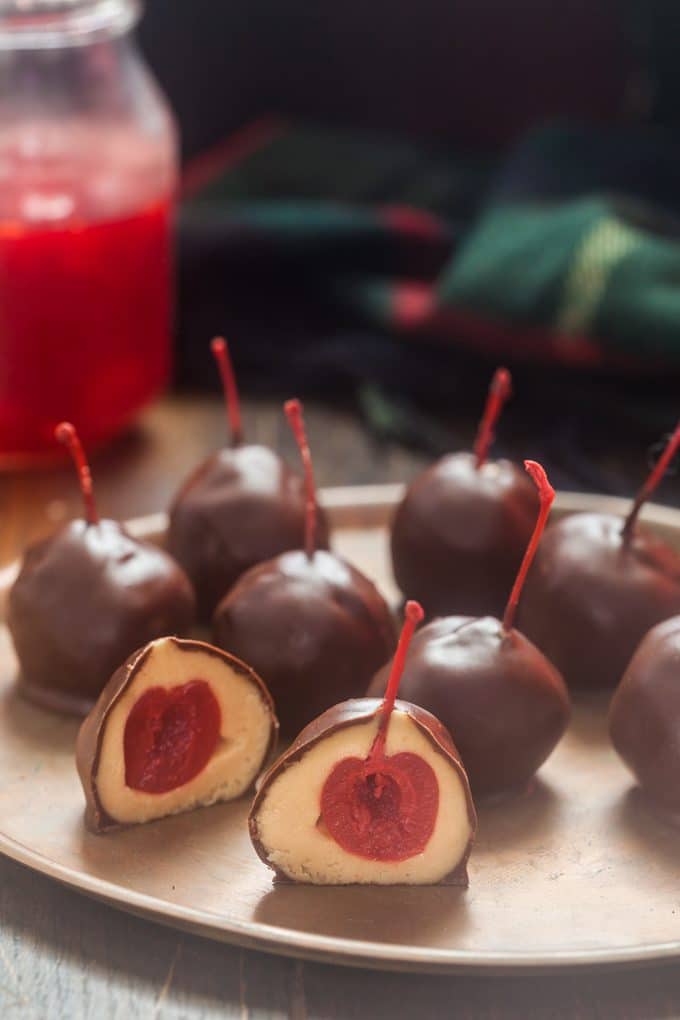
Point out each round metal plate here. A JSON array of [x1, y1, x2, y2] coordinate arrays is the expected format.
[[1, 486, 680, 974]]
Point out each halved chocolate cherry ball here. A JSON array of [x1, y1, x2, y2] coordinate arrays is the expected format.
[[609, 617, 680, 815], [370, 462, 570, 797], [167, 338, 330, 621], [7, 424, 195, 716], [520, 422, 680, 690], [77, 636, 278, 832], [213, 399, 396, 736], [391, 368, 539, 619], [249, 602, 476, 884]]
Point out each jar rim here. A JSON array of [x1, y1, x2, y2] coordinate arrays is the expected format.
[[0, 0, 140, 49]]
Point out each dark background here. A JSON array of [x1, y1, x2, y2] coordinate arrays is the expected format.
[[139, 0, 680, 161], [138, 1, 680, 499]]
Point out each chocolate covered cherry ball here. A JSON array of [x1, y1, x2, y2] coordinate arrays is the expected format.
[[167, 339, 329, 620], [8, 425, 195, 715], [520, 512, 680, 691], [610, 617, 680, 814], [521, 420, 680, 690], [373, 460, 570, 797], [391, 368, 539, 619], [213, 398, 395, 735], [369, 615, 569, 796], [168, 443, 329, 621], [392, 452, 538, 619], [214, 549, 395, 735]]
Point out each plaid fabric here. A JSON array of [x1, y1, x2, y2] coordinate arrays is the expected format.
[[440, 197, 680, 370], [178, 120, 680, 378]]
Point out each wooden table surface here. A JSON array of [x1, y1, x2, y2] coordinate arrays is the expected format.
[[2, 396, 680, 1020]]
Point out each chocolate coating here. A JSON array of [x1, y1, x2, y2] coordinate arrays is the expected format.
[[167, 444, 330, 621], [249, 697, 477, 885], [368, 616, 570, 796], [391, 452, 538, 619], [77, 636, 278, 833], [609, 617, 680, 814], [213, 549, 396, 736], [520, 512, 680, 690], [8, 519, 196, 715]]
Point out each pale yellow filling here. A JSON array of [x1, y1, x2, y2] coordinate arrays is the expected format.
[[96, 639, 272, 824], [255, 710, 472, 884]]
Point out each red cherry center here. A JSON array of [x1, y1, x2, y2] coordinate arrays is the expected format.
[[320, 751, 439, 861], [124, 680, 221, 794]]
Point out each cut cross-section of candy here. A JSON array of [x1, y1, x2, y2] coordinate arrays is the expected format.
[[249, 699, 475, 885], [77, 637, 278, 832], [249, 602, 476, 885]]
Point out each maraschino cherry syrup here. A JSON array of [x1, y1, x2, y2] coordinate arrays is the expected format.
[[0, 199, 171, 463], [0, 109, 175, 466]]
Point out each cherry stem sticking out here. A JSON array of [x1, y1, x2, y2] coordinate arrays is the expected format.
[[211, 336, 243, 446], [502, 460, 555, 633], [55, 422, 99, 526], [369, 600, 425, 764], [473, 367, 512, 469], [284, 398, 318, 559], [622, 421, 680, 542]]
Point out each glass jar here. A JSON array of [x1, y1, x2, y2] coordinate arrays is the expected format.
[[0, 0, 177, 466]]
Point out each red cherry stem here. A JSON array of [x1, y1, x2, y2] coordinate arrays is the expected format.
[[211, 337, 243, 446], [55, 422, 99, 526], [368, 600, 425, 764], [284, 398, 318, 559], [502, 460, 555, 633], [622, 421, 680, 541], [473, 367, 512, 469]]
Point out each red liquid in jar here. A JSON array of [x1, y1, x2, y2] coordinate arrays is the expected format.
[[0, 121, 175, 465]]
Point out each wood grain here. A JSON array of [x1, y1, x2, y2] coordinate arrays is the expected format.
[[1, 397, 679, 1019]]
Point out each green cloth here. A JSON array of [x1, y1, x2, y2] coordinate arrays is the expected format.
[[440, 197, 680, 365], [180, 121, 680, 373]]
